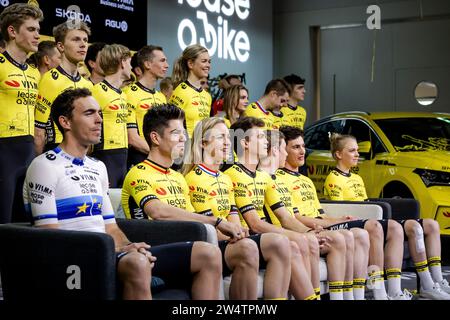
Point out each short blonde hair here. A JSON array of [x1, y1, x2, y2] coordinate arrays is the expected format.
[[52, 20, 91, 44], [99, 44, 131, 75]]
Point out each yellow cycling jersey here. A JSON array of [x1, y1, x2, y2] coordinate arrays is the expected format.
[[124, 82, 167, 138], [185, 164, 238, 220], [0, 52, 40, 138], [35, 66, 93, 144], [269, 110, 284, 129], [122, 158, 195, 219], [244, 102, 274, 130], [263, 172, 299, 227], [324, 168, 368, 201], [91, 80, 128, 151], [280, 104, 307, 130], [224, 163, 284, 228], [169, 81, 211, 138], [277, 168, 323, 218]]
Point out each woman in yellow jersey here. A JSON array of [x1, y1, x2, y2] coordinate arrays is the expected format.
[[182, 117, 292, 300], [326, 133, 450, 299], [222, 84, 249, 128], [170, 44, 212, 139], [261, 130, 369, 300]]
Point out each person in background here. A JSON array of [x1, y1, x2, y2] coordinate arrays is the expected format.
[[170, 44, 212, 139], [282, 74, 307, 130], [222, 84, 249, 128], [211, 74, 242, 116], [27, 40, 61, 75], [85, 42, 106, 85], [160, 76, 173, 102]]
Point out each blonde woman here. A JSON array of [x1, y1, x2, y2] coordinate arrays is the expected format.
[[325, 133, 450, 300], [222, 84, 249, 127], [170, 44, 212, 138]]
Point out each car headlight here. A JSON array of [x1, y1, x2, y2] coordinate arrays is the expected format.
[[413, 169, 450, 187]]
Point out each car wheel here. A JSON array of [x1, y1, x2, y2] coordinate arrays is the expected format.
[[381, 182, 414, 199]]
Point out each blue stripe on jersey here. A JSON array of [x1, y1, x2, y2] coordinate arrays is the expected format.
[[103, 214, 115, 220], [56, 195, 103, 220]]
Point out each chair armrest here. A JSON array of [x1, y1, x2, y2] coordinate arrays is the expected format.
[[116, 219, 208, 246], [368, 198, 420, 220], [320, 201, 386, 220], [0, 224, 117, 300]]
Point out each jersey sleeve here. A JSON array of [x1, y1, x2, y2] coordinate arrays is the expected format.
[[180, 174, 196, 213], [185, 173, 214, 216], [34, 72, 56, 128], [127, 169, 160, 210], [324, 173, 345, 200], [125, 87, 138, 129], [98, 161, 116, 224], [264, 174, 285, 211], [23, 157, 59, 226], [168, 85, 186, 110]]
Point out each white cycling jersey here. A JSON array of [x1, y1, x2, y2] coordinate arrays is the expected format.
[[23, 146, 115, 232]]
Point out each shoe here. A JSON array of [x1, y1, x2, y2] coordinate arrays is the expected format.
[[388, 289, 413, 300], [419, 283, 450, 300], [437, 279, 450, 294]]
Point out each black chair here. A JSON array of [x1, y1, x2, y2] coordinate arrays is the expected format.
[[0, 219, 207, 300]]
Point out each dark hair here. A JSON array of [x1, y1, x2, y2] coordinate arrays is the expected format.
[[230, 116, 265, 156], [0, 3, 43, 41], [85, 42, 106, 73], [51, 88, 92, 135], [136, 45, 163, 71], [142, 104, 185, 148], [279, 125, 304, 143], [26, 41, 58, 68], [266, 129, 285, 151], [283, 74, 305, 86], [263, 78, 290, 96]]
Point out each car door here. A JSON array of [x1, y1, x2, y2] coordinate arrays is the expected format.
[[304, 119, 345, 198]]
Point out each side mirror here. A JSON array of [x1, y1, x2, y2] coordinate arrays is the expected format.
[[358, 141, 372, 154]]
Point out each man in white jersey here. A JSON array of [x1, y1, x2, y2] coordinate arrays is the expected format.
[[23, 88, 223, 299]]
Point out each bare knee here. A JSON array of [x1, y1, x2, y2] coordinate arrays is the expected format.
[[193, 241, 222, 271], [387, 220, 404, 242], [339, 229, 355, 252], [365, 219, 383, 241], [423, 219, 440, 235], [329, 231, 346, 253], [351, 228, 370, 251], [230, 238, 259, 269], [404, 219, 420, 238], [306, 235, 320, 257], [118, 251, 151, 281], [262, 233, 291, 262]]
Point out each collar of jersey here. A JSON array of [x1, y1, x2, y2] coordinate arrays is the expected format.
[[57, 65, 81, 82], [3, 51, 28, 71], [254, 101, 269, 115], [185, 80, 203, 93], [198, 164, 219, 177], [102, 80, 122, 94], [287, 103, 298, 111], [144, 158, 170, 174], [270, 110, 283, 118], [280, 167, 301, 176], [334, 167, 352, 177], [53, 146, 85, 166], [236, 162, 256, 178], [136, 82, 156, 94]]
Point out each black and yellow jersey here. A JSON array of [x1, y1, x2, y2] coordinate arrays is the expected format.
[[35, 66, 93, 144], [277, 168, 323, 218], [169, 81, 211, 138], [269, 110, 284, 129], [224, 163, 285, 229], [185, 164, 238, 220], [244, 101, 274, 130], [0, 52, 40, 139], [280, 104, 307, 130], [324, 168, 368, 201], [263, 172, 299, 227], [122, 158, 195, 219], [91, 80, 128, 151], [124, 82, 167, 138]]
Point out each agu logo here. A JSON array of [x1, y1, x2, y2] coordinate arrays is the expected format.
[[156, 188, 167, 196], [130, 181, 136, 186], [109, 105, 120, 110], [5, 80, 20, 87], [139, 104, 150, 110], [105, 19, 128, 32], [443, 211, 450, 218]]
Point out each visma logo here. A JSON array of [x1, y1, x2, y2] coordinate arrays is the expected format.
[[105, 19, 128, 32]]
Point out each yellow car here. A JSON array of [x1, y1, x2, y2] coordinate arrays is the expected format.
[[303, 111, 450, 236]]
